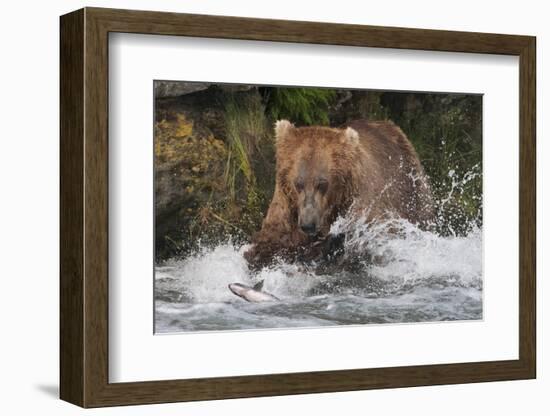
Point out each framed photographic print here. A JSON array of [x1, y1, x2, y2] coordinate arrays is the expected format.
[[60, 7, 536, 408]]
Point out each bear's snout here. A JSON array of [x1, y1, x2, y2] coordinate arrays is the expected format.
[[299, 203, 320, 237], [300, 222, 317, 236]]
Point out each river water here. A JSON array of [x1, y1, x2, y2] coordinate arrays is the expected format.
[[154, 217, 482, 333]]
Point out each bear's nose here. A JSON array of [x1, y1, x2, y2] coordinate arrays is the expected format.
[[301, 223, 317, 236]]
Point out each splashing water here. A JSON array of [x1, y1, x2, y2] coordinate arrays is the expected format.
[[330, 216, 482, 286], [155, 214, 482, 332]]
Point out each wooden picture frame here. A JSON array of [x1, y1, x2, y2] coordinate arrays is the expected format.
[[60, 7, 536, 408]]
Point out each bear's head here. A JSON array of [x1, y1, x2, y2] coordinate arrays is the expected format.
[[274, 120, 360, 238]]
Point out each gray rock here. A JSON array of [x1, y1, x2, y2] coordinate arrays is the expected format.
[[154, 81, 254, 98], [154, 81, 210, 98], [154, 81, 257, 98]]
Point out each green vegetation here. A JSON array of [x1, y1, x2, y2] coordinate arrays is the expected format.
[[263, 87, 336, 125], [222, 92, 273, 234], [223, 93, 266, 201], [379, 93, 482, 235]]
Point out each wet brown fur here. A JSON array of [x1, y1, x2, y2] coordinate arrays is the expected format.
[[244, 119, 434, 268]]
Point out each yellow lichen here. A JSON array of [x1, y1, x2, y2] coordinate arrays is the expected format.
[[174, 114, 193, 138]]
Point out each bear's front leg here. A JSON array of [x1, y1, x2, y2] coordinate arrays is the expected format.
[[298, 233, 346, 263], [243, 241, 279, 270]]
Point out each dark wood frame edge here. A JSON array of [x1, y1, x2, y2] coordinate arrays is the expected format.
[[60, 7, 536, 408]]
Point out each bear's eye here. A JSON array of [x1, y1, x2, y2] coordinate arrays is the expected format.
[[294, 180, 305, 192], [316, 180, 328, 194]]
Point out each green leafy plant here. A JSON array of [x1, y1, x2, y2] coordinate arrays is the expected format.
[[264, 87, 336, 125], [223, 93, 267, 199]]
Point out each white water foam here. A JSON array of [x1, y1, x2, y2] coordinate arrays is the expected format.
[[157, 243, 251, 303], [331, 216, 482, 285], [156, 215, 481, 308], [156, 244, 320, 303]]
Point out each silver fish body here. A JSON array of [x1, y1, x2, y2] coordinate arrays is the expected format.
[[228, 283, 279, 303]]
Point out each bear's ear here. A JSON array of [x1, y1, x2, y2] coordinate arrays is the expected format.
[[274, 120, 294, 144], [342, 127, 359, 145]]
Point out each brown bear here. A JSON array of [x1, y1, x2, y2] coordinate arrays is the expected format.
[[244, 119, 434, 268]]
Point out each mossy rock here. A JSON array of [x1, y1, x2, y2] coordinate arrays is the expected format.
[[155, 112, 229, 260]]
